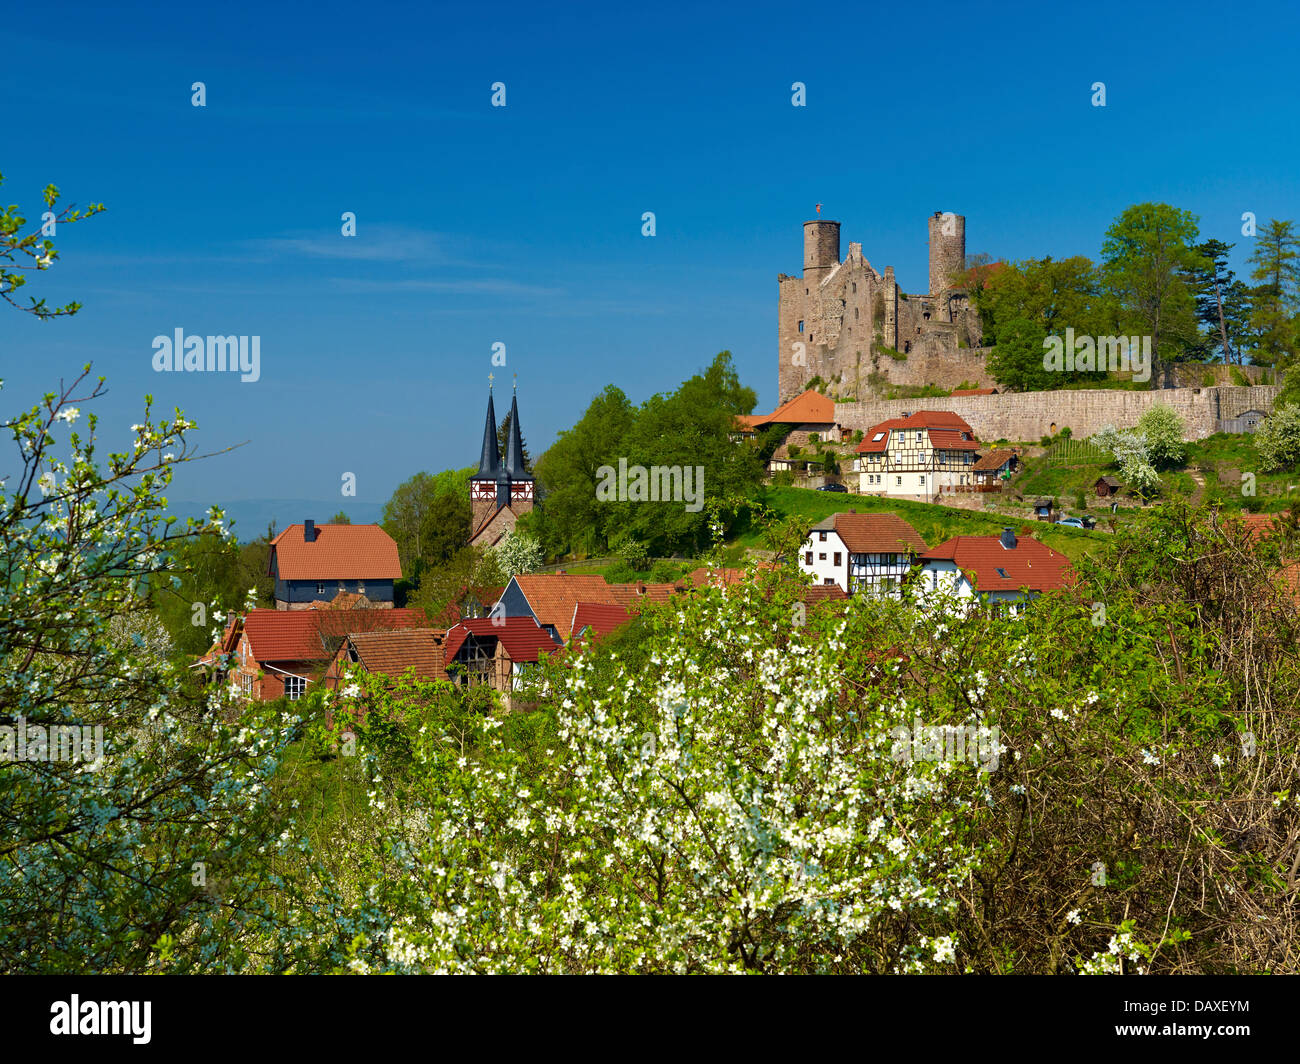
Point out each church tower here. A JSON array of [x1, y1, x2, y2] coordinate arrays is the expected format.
[[468, 377, 535, 548]]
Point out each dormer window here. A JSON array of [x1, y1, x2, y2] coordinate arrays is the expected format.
[[996, 568, 1009, 579]]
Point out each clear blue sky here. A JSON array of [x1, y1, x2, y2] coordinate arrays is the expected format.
[[3, 0, 1297, 520]]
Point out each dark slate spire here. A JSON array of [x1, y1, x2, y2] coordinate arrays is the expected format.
[[475, 381, 500, 479], [504, 381, 533, 481]]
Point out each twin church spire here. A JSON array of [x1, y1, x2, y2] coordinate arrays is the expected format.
[[468, 376, 535, 548]]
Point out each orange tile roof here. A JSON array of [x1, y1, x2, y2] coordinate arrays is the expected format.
[[950, 388, 998, 396], [973, 449, 1016, 473], [746, 389, 837, 429], [607, 582, 680, 609], [270, 524, 401, 581], [920, 535, 1072, 594], [510, 573, 619, 640], [829, 512, 927, 554], [803, 584, 848, 603], [347, 628, 448, 680]]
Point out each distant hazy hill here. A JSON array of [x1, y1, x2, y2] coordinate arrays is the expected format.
[[167, 499, 385, 543]]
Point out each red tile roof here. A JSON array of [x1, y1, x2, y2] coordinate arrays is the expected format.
[[856, 410, 977, 453], [830, 512, 927, 554], [950, 387, 998, 396], [242, 608, 425, 662], [607, 582, 680, 609], [510, 574, 619, 640], [347, 628, 448, 680], [803, 584, 848, 603], [973, 449, 1016, 473], [570, 602, 632, 639], [684, 564, 779, 587], [920, 535, 1072, 594], [443, 616, 560, 664], [270, 524, 402, 581]]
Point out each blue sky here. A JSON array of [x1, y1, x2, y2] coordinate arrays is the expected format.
[[3, 0, 1297, 528]]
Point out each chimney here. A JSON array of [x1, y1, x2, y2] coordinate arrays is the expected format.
[[999, 527, 1016, 550], [304, 519, 316, 542]]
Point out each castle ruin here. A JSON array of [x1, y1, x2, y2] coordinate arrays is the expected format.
[[777, 212, 994, 402]]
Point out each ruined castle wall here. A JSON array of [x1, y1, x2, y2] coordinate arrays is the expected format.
[[834, 386, 1280, 443]]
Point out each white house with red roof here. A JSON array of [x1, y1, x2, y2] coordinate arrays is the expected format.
[[917, 528, 1072, 610], [855, 410, 979, 500], [799, 511, 927, 595], [268, 520, 402, 610]]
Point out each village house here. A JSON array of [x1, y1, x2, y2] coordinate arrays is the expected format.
[[734, 389, 846, 482], [324, 628, 449, 689], [916, 528, 1072, 611], [854, 410, 979, 500], [1093, 476, 1123, 498], [972, 448, 1017, 486], [492, 573, 680, 642], [799, 511, 927, 596], [267, 520, 402, 610], [202, 606, 427, 701], [442, 616, 561, 705]]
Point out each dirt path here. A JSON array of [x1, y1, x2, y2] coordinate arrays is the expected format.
[[1187, 468, 1206, 508]]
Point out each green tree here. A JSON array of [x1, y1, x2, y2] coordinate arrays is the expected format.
[[1136, 404, 1186, 468], [1101, 203, 1203, 377], [0, 173, 104, 318], [0, 371, 313, 973], [1254, 403, 1300, 471], [1246, 219, 1300, 368], [381, 469, 473, 582], [985, 315, 1053, 392], [534, 385, 636, 556], [1181, 238, 1251, 363], [330, 511, 352, 524], [496, 409, 532, 471]]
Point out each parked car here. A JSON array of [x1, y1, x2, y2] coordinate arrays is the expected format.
[[816, 483, 848, 492], [1055, 516, 1084, 528]]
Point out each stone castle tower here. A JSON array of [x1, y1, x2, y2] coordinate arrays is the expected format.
[[468, 381, 534, 548], [777, 211, 989, 402]]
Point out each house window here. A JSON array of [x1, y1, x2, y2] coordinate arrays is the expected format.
[[805, 551, 813, 565], [896, 476, 902, 486], [284, 676, 306, 701], [833, 552, 842, 566], [357, 582, 366, 595], [919, 476, 925, 486], [818, 531, 827, 542], [316, 582, 325, 595], [240, 673, 255, 697], [824, 578, 836, 585], [818, 553, 826, 561]]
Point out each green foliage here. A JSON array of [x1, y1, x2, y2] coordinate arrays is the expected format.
[[381, 469, 473, 583], [0, 173, 105, 319], [1136, 404, 1187, 468], [1, 370, 315, 973], [1254, 403, 1300, 471], [1101, 202, 1203, 368], [1246, 219, 1300, 367]]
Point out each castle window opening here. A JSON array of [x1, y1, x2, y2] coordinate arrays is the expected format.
[[798, 320, 804, 333]]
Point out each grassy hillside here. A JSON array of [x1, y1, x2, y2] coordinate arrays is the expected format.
[[739, 486, 1104, 563]]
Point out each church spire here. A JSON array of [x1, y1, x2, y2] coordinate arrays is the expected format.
[[504, 377, 533, 481], [474, 377, 500, 479]]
